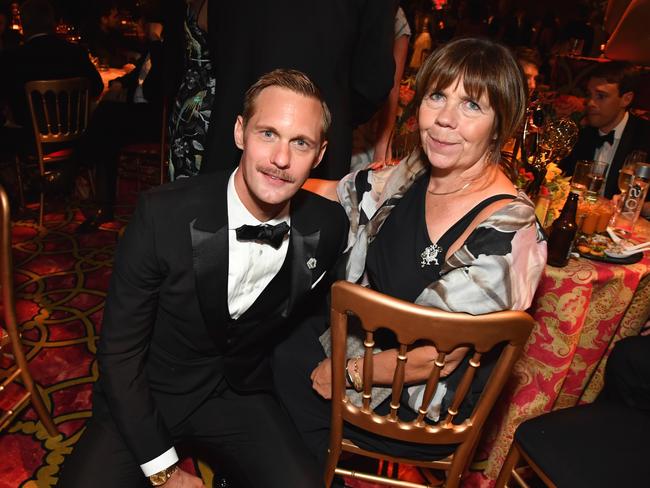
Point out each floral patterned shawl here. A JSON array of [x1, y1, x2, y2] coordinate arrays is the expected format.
[[321, 152, 547, 412]]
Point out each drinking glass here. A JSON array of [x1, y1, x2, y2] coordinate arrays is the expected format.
[[584, 161, 608, 202], [570, 160, 592, 196]]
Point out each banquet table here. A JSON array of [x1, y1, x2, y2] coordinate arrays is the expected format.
[[463, 218, 650, 487]]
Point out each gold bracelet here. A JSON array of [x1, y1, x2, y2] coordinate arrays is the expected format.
[[345, 358, 355, 388], [351, 357, 363, 392]]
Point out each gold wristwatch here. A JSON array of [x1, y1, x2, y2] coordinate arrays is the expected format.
[[148, 464, 178, 486]]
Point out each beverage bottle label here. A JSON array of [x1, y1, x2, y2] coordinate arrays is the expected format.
[[613, 178, 649, 233]]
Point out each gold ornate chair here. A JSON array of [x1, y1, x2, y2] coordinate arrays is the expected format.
[[20, 77, 91, 227], [325, 281, 534, 488], [0, 184, 58, 436]]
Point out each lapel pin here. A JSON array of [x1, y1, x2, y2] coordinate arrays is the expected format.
[[306, 257, 317, 270]]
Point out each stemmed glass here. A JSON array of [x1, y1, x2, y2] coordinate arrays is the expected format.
[[571, 160, 608, 202]]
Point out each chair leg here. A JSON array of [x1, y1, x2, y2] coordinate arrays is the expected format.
[[87, 167, 96, 200], [159, 146, 167, 186], [14, 156, 26, 210], [38, 191, 44, 227], [324, 445, 342, 487], [135, 156, 141, 194], [495, 442, 521, 488]]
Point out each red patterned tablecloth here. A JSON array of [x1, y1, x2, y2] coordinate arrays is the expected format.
[[464, 220, 650, 487]]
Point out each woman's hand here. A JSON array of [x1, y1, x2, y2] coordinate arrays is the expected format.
[[309, 345, 469, 401], [310, 358, 333, 399]]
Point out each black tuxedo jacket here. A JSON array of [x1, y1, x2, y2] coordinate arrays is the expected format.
[[93, 172, 348, 465], [0, 34, 104, 128], [560, 114, 650, 199], [163, 0, 397, 180]]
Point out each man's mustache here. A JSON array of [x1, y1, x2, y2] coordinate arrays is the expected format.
[[256, 165, 296, 183]]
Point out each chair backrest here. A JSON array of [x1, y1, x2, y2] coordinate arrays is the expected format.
[[326, 280, 534, 487], [24, 78, 90, 170]]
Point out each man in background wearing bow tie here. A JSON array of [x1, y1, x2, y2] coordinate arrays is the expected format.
[[59, 69, 348, 488], [560, 61, 650, 199]]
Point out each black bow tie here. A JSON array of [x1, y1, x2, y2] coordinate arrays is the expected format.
[[235, 222, 290, 249], [595, 130, 615, 148]]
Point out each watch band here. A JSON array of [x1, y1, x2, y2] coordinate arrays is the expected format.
[[148, 464, 178, 486]]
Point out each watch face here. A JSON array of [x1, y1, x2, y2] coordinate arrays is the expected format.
[[150, 475, 162, 484], [149, 465, 176, 486], [149, 471, 169, 485]]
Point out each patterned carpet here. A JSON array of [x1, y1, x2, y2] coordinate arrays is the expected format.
[[1, 197, 130, 488], [0, 186, 429, 488]]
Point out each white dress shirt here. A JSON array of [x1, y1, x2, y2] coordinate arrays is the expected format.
[[140, 168, 290, 477], [226, 168, 290, 319], [594, 111, 629, 195]]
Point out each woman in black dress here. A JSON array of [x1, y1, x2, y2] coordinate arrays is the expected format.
[[274, 37, 547, 473]]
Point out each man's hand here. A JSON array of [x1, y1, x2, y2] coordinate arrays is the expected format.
[[164, 468, 206, 487], [310, 358, 333, 399]]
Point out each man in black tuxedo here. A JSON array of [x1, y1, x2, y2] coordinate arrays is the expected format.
[[560, 61, 650, 200], [163, 0, 397, 180], [58, 69, 348, 488]]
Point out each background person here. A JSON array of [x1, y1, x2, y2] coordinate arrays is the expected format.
[[75, 19, 164, 232], [350, 6, 411, 171], [0, 0, 103, 130], [0, 0, 103, 199], [560, 61, 650, 200], [165, 0, 214, 180], [514, 46, 542, 95], [0, 7, 22, 52]]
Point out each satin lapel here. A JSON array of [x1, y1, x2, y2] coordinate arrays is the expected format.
[[190, 221, 229, 342], [285, 227, 320, 318], [189, 172, 230, 343]]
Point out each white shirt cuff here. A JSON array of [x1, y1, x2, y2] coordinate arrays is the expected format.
[[140, 447, 179, 477]]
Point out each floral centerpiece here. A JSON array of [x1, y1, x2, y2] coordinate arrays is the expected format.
[[537, 162, 572, 227], [514, 160, 571, 227]]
